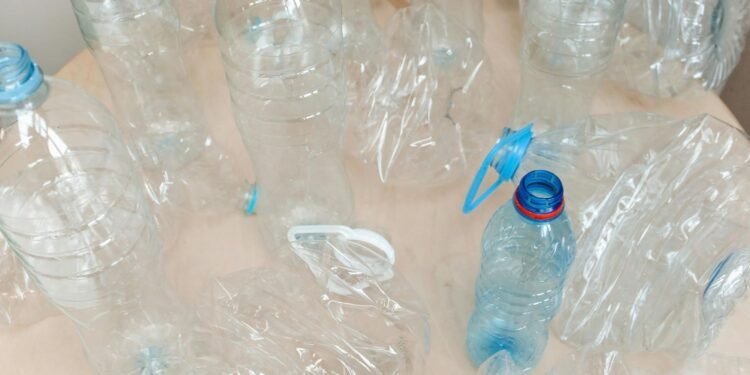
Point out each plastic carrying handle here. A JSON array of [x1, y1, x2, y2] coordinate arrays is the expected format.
[[288, 225, 397, 296], [463, 123, 534, 214], [287, 225, 396, 265]]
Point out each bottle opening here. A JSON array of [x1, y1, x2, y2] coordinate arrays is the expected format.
[[514, 170, 564, 221], [0, 43, 43, 104]]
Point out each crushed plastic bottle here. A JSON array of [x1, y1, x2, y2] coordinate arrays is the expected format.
[[513, 0, 627, 129], [0, 42, 191, 373], [466, 170, 575, 372], [191, 225, 430, 374], [346, 3, 497, 186], [71, 0, 246, 218], [464, 113, 750, 357], [214, 0, 354, 244], [608, 0, 750, 97]]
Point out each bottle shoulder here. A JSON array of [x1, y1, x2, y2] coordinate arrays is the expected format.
[[0, 78, 119, 133], [482, 201, 576, 253]]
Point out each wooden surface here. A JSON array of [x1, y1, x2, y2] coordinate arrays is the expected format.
[[0, 0, 748, 374]]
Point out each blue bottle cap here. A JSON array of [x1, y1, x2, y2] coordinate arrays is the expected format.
[[514, 170, 565, 221], [463, 123, 533, 214], [0, 43, 44, 104]]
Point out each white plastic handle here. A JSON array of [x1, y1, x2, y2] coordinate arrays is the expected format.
[[287, 225, 396, 265]]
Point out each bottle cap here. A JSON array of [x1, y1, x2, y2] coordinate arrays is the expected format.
[[463, 123, 533, 214], [0, 43, 44, 104]]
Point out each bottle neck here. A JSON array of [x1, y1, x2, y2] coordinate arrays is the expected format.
[[0, 43, 45, 110], [513, 170, 565, 222]]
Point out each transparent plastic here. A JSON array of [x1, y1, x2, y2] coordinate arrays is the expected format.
[[0, 235, 57, 327], [347, 3, 497, 186], [513, 0, 627, 129], [465, 113, 750, 357], [467, 171, 575, 372], [190, 225, 430, 373], [0, 44, 190, 373], [608, 0, 750, 97], [214, 0, 354, 244], [477, 351, 524, 375], [342, 0, 383, 133], [412, 0, 485, 37], [71, 0, 245, 217], [550, 351, 750, 374]]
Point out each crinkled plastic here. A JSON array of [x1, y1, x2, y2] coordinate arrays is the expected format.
[[478, 352, 525, 375], [466, 113, 750, 357], [0, 235, 57, 328], [343, 0, 384, 131], [347, 3, 497, 186], [550, 351, 750, 374], [191, 226, 430, 373], [609, 0, 750, 97]]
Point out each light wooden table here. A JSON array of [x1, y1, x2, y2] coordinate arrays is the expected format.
[[1, 1, 748, 374]]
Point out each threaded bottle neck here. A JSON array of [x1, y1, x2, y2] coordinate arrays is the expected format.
[[514, 170, 565, 222], [0, 43, 44, 105]]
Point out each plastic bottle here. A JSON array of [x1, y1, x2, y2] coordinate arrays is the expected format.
[[466, 170, 575, 371], [463, 114, 750, 357], [608, 0, 750, 97], [70, 0, 245, 215], [513, 0, 627, 129], [214, 0, 353, 244], [0, 43, 189, 373]]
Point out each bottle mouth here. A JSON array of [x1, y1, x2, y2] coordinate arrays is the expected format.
[[0, 43, 43, 104], [514, 170, 565, 221]]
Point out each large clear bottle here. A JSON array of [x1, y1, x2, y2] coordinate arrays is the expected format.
[[70, 0, 244, 215], [513, 0, 626, 129], [214, 0, 353, 244], [0, 43, 189, 374], [466, 170, 575, 372]]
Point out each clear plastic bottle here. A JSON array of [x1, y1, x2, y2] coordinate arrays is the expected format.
[[214, 0, 353, 244], [0, 43, 189, 373], [70, 0, 245, 215], [608, 0, 750, 97], [466, 170, 575, 371], [464, 114, 750, 358], [513, 0, 627, 129]]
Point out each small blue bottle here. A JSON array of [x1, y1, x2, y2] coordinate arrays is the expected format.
[[466, 170, 575, 371]]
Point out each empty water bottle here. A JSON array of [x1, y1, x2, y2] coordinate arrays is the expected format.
[[0, 43, 190, 373], [214, 0, 353, 243], [466, 170, 575, 371], [464, 114, 750, 357], [513, 0, 627, 129], [71, 0, 245, 216]]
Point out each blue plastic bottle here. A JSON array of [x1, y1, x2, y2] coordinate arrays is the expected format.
[[466, 170, 575, 371]]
